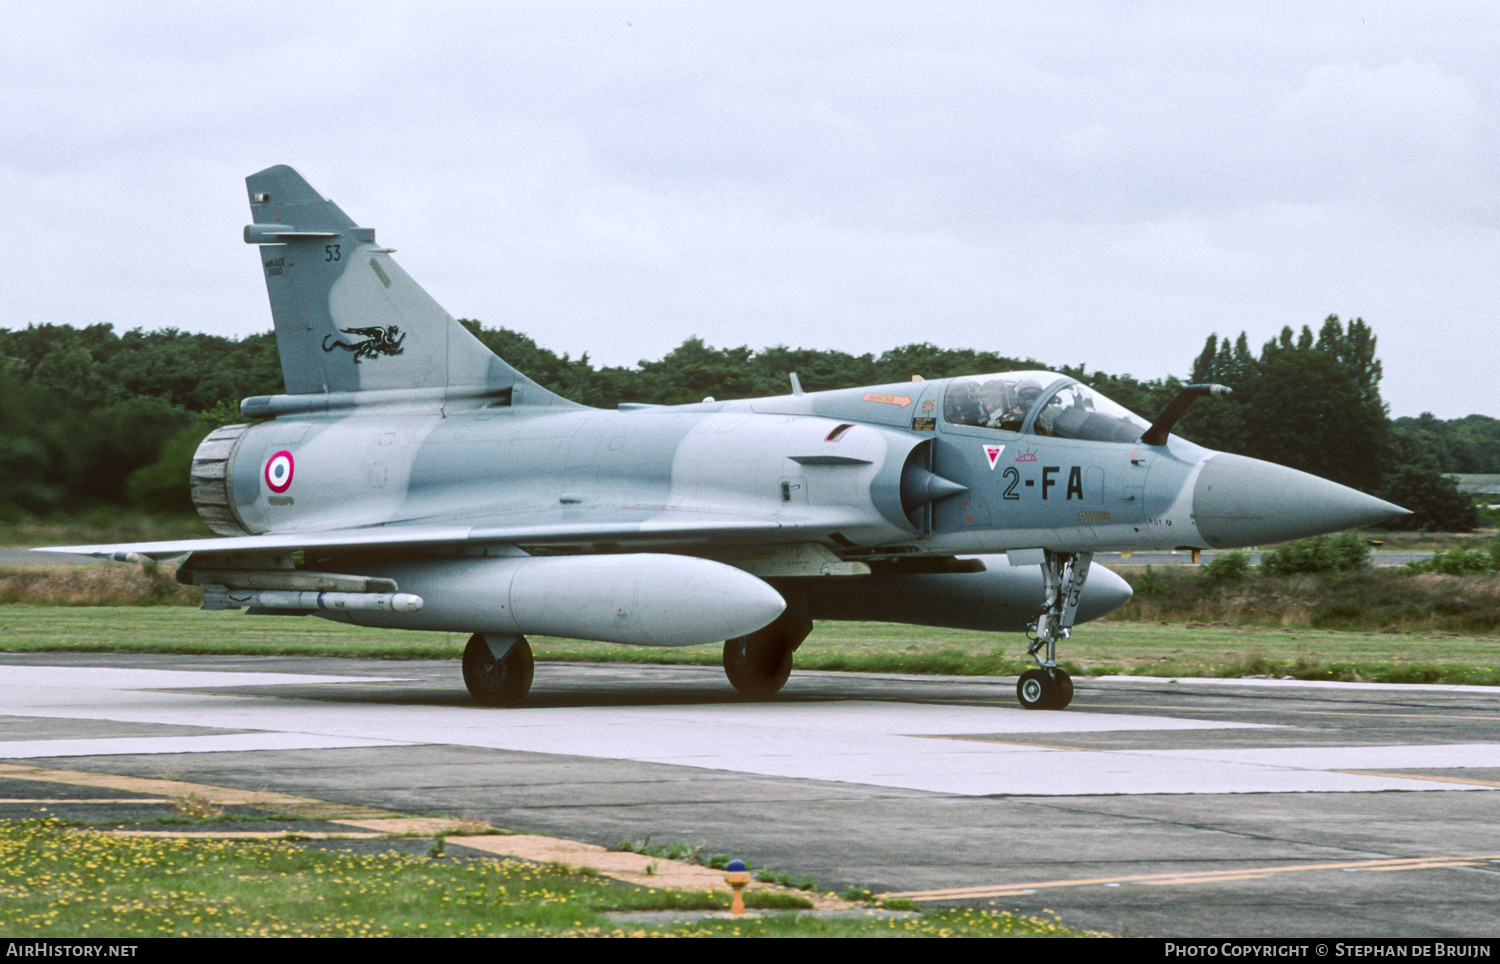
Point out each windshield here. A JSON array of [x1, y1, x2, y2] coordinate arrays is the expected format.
[[942, 371, 1150, 443]]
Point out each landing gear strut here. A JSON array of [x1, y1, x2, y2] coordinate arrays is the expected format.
[[463, 633, 534, 707], [1018, 550, 1092, 710]]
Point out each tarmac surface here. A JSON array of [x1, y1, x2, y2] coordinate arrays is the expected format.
[[1, 652, 1497, 938]]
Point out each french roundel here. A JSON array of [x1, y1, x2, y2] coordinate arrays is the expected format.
[[264, 451, 295, 493]]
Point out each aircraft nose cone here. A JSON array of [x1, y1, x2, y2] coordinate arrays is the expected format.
[[1192, 453, 1410, 549], [1078, 564, 1132, 622]]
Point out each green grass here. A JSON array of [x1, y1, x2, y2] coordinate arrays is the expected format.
[[538, 619, 1500, 685], [2, 605, 1497, 686], [0, 604, 472, 657], [0, 820, 1087, 937]]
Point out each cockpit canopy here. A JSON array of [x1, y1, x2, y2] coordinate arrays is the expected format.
[[942, 371, 1149, 443]]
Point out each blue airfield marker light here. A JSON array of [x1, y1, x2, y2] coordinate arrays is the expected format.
[[725, 858, 750, 917]]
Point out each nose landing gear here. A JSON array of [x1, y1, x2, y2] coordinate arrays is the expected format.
[[1017, 550, 1091, 710]]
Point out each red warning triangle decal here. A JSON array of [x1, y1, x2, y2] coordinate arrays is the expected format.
[[983, 444, 1005, 470]]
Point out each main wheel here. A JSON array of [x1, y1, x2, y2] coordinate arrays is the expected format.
[[1016, 668, 1059, 710], [723, 627, 795, 698], [463, 634, 534, 707], [1052, 669, 1074, 709]]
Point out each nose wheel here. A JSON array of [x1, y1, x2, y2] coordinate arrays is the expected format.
[[1017, 668, 1074, 710]]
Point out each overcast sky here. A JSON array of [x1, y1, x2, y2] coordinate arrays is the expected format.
[[4, 2, 1497, 418]]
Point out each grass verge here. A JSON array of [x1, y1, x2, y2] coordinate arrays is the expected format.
[[1, 605, 1497, 686], [1115, 566, 1500, 635], [0, 820, 1085, 937]]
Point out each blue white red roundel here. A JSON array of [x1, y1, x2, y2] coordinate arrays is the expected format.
[[264, 451, 295, 493]]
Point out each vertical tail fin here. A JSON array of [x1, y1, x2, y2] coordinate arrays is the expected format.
[[244, 165, 568, 405]]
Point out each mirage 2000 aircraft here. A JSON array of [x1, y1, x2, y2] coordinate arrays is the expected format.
[[38, 165, 1409, 711]]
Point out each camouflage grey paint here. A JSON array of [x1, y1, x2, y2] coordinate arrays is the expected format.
[[38, 165, 1408, 663], [326, 552, 788, 646], [802, 554, 1132, 632]]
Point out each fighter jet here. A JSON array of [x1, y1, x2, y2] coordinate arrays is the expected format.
[[37, 165, 1409, 710]]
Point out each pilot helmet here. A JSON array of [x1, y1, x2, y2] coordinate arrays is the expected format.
[[1015, 381, 1043, 409]]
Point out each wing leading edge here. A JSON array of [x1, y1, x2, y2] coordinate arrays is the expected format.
[[34, 516, 786, 562]]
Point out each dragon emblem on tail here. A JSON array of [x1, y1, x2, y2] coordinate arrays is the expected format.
[[321, 325, 406, 363]]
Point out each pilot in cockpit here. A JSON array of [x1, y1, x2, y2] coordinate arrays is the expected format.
[[1000, 381, 1047, 433], [943, 380, 987, 427]]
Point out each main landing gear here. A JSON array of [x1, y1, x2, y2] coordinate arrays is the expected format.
[[1017, 550, 1092, 710], [463, 633, 534, 707], [723, 584, 812, 698]]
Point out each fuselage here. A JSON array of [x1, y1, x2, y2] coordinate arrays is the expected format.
[[200, 369, 1382, 561]]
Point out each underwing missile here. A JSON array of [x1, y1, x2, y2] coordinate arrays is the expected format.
[[202, 589, 424, 613]]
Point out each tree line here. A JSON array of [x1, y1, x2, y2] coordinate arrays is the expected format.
[[0, 317, 1487, 530]]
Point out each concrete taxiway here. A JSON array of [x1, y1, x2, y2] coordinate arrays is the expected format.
[[0, 652, 1496, 937]]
